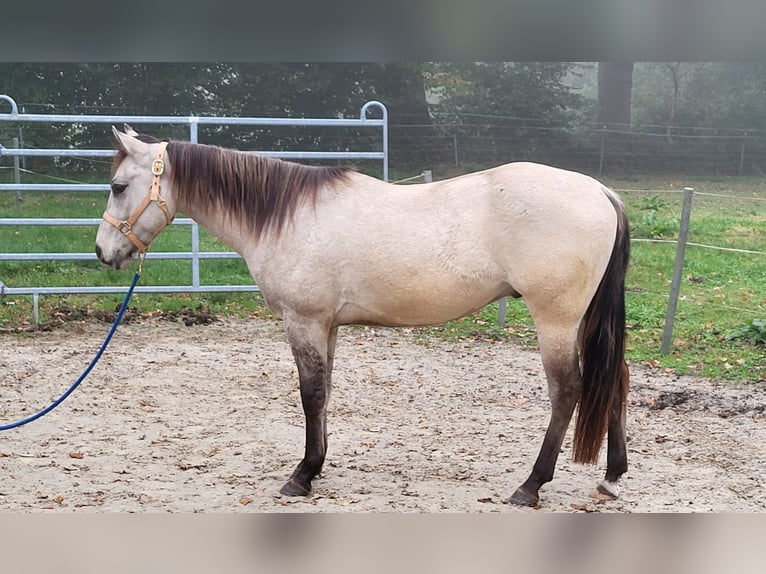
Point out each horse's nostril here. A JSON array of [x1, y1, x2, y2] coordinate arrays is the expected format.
[[95, 245, 103, 261]]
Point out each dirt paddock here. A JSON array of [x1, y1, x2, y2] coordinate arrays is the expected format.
[[1, 317, 763, 512]]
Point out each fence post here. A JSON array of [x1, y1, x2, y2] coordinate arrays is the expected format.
[[497, 297, 507, 326], [660, 186, 694, 355], [13, 137, 22, 212], [453, 129, 459, 166], [739, 131, 746, 175], [189, 117, 201, 288], [32, 293, 39, 327], [598, 125, 606, 175], [18, 106, 26, 170]]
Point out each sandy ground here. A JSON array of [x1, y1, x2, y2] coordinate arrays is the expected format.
[[0, 317, 763, 513]]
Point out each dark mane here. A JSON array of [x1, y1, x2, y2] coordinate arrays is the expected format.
[[165, 141, 351, 240]]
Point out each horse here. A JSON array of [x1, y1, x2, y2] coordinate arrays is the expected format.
[[95, 125, 631, 507]]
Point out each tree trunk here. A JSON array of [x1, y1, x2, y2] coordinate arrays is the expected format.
[[597, 62, 634, 130]]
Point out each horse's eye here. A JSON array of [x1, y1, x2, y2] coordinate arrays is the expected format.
[[111, 183, 128, 194]]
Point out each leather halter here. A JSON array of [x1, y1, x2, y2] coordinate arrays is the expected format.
[[102, 142, 173, 253]]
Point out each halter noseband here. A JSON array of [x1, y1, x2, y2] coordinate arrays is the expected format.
[[103, 141, 173, 253]]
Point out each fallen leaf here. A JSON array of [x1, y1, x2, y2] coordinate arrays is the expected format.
[[53, 494, 64, 504], [69, 451, 84, 459], [239, 496, 252, 506]]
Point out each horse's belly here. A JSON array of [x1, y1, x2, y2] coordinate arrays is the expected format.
[[337, 281, 514, 327]]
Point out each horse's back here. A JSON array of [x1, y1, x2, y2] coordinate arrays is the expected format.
[[349, 161, 619, 288]]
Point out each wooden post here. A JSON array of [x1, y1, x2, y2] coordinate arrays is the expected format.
[[739, 132, 746, 175], [453, 130, 459, 166], [660, 187, 694, 355]]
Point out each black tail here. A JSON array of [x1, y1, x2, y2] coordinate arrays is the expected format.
[[572, 190, 630, 464]]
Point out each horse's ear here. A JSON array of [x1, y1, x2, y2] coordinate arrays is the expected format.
[[123, 124, 140, 137], [112, 125, 145, 156]]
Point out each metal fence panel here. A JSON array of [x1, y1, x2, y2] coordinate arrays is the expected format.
[[0, 95, 388, 300]]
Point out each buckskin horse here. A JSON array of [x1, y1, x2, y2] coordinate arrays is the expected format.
[[95, 126, 630, 506]]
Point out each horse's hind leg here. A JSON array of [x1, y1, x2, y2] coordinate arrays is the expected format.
[[594, 360, 629, 499], [279, 320, 336, 497], [510, 325, 581, 507]]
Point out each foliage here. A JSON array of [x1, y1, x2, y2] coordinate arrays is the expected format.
[[426, 62, 582, 125], [629, 194, 678, 239], [8, 62, 766, 175], [727, 319, 766, 346], [0, 63, 432, 168], [632, 62, 766, 131]]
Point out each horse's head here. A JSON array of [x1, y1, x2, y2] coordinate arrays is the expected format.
[[95, 126, 176, 269]]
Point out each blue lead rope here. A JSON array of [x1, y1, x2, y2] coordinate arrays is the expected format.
[[0, 271, 141, 431]]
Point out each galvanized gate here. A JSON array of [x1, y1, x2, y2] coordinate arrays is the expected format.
[[0, 94, 388, 318]]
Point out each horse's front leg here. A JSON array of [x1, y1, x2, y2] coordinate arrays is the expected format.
[[279, 320, 336, 497]]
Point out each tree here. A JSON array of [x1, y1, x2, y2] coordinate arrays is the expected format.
[[421, 62, 582, 166], [597, 62, 634, 130], [0, 63, 431, 158], [429, 62, 581, 124], [630, 62, 766, 132], [631, 62, 690, 142]]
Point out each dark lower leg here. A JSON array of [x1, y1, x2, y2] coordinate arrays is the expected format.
[[604, 397, 627, 483], [510, 351, 581, 506], [280, 342, 328, 497], [588, 362, 628, 500], [510, 397, 578, 506], [511, 435, 565, 505]]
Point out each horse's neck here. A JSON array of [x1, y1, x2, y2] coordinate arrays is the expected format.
[[179, 198, 253, 256]]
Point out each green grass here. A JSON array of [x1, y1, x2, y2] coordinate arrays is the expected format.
[[1, 170, 764, 383], [611, 176, 765, 381]]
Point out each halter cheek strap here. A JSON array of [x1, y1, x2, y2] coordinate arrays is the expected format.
[[103, 141, 173, 253]]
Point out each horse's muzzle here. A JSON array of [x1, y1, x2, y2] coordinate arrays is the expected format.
[[95, 243, 134, 270]]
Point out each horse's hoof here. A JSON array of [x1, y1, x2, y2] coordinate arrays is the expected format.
[[280, 478, 311, 497], [509, 487, 540, 507], [589, 479, 620, 501]]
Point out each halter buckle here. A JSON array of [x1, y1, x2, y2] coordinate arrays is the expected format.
[[118, 220, 133, 234], [151, 158, 165, 176]]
